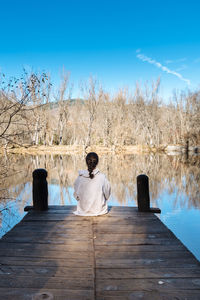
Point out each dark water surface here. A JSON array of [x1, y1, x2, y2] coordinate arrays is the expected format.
[[0, 153, 200, 260]]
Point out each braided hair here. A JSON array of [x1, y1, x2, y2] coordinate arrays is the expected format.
[[86, 152, 99, 179]]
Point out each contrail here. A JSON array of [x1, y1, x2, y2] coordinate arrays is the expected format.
[[136, 52, 191, 85]]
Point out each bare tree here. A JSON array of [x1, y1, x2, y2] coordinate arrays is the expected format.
[[54, 72, 71, 145], [82, 77, 100, 150], [0, 71, 51, 147], [1, 72, 200, 150]]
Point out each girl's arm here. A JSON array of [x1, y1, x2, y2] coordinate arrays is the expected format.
[[73, 176, 80, 201], [103, 176, 111, 201]]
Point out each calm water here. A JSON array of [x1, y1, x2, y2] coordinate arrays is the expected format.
[[0, 153, 200, 261]]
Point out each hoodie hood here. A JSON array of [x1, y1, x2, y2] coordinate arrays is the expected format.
[[78, 168, 100, 178]]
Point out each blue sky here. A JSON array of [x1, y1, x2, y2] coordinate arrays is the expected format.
[[0, 0, 200, 100]]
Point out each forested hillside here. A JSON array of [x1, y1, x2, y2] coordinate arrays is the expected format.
[[0, 73, 199, 149]]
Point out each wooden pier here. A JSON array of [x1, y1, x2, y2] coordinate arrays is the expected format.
[[0, 205, 200, 300]]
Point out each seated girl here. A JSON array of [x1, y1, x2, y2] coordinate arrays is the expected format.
[[73, 152, 111, 216]]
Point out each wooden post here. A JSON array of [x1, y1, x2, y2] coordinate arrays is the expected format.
[[24, 168, 48, 211], [24, 169, 48, 211], [32, 168, 48, 211], [137, 174, 161, 213], [137, 174, 150, 212]]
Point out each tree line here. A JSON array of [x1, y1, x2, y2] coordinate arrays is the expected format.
[[0, 71, 200, 149]]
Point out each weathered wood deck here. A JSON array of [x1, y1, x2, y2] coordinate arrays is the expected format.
[[0, 206, 200, 300]]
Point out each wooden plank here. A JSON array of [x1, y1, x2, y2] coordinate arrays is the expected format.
[[108, 207, 154, 213], [0, 249, 93, 259], [1, 235, 92, 243], [22, 214, 92, 221], [46, 205, 77, 209], [4, 231, 91, 238], [13, 224, 92, 233], [45, 205, 135, 212], [22, 214, 158, 223], [105, 212, 157, 217], [96, 267, 200, 278], [19, 220, 91, 226], [108, 207, 138, 211], [96, 291, 200, 300], [0, 242, 93, 252], [0, 242, 186, 252], [93, 217, 162, 225], [0, 275, 94, 290], [93, 224, 169, 234], [96, 257, 198, 268], [18, 223, 174, 234], [31, 209, 148, 216], [95, 244, 186, 252], [26, 210, 76, 215], [13, 221, 92, 227], [0, 265, 94, 278], [95, 250, 192, 259], [94, 232, 175, 239], [94, 213, 158, 219], [0, 256, 93, 268], [96, 278, 200, 291], [0, 288, 94, 300], [94, 237, 182, 246]]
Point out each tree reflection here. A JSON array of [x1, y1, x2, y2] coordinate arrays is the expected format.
[[0, 153, 200, 215]]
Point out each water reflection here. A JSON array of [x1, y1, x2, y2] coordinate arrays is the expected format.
[[0, 153, 200, 259]]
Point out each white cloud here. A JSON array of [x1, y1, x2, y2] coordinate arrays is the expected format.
[[136, 52, 191, 85], [165, 58, 186, 64]]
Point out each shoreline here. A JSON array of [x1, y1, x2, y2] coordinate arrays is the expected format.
[[0, 144, 199, 155]]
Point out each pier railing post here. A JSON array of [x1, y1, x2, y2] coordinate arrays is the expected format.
[[32, 169, 48, 211], [137, 174, 150, 211], [24, 168, 48, 212], [137, 174, 161, 213]]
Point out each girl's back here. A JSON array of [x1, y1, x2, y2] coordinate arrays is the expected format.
[[73, 153, 111, 216]]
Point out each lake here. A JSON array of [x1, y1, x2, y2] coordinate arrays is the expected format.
[[0, 152, 200, 261]]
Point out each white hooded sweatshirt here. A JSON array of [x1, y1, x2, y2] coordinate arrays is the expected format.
[[73, 168, 111, 216]]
